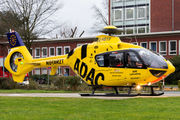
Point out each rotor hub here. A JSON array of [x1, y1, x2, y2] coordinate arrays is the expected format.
[[99, 26, 123, 35]]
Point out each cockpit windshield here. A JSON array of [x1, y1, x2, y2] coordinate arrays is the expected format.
[[132, 48, 168, 69]]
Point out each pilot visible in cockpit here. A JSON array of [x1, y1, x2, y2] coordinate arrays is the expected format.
[[126, 53, 142, 68]]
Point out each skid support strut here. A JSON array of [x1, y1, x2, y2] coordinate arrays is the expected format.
[[113, 87, 119, 94], [80, 84, 165, 97]]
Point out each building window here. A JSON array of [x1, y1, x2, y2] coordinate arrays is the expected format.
[[114, 0, 122, 1], [30, 48, 33, 57], [159, 41, 167, 55], [42, 47, 47, 58], [138, 27, 146, 34], [114, 9, 123, 21], [42, 68, 47, 74], [138, 7, 146, 19], [35, 48, 40, 58], [126, 8, 134, 20], [146, 26, 149, 33], [150, 42, 157, 52], [169, 40, 177, 55], [140, 42, 147, 48], [35, 68, 40, 75], [64, 46, 70, 54], [56, 67, 62, 75], [49, 47, 55, 56], [126, 28, 134, 34], [56, 47, 62, 56], [64, 68, 69, 76], [8, 49, 11, 53]]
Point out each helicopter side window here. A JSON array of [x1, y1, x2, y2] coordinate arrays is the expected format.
[[96, 55, 104, 67], [109, 53, 124, 67], [126, 52, 143, 68]]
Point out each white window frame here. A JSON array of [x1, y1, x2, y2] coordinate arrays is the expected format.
[[35, 47, 40, 58], [131, 42, 138, 45], [64, 46, 70, 55], [42, 68, 47, 74], [125, 7, 134, 20], [114, 9, 123, 21], [42, 47, 47, 58], [137, 6, 146, 19], [137, 26, 146, 34], [35, 68, 40, 75], [126, 27, 134, 34], [49, 47, 55, 57], [56, 46, 62, 56], [159, 41, 167, 55], [30, 48, 33, 57], [56, 66, 62, 76], [64, 68, 69, 76], [169, 40, 177, 55], [114, 0, 122, 2], [8, 49, 11, 53], [149, 41, 157, 52], [77, 43, 87, 47], [140, 42, 148, 48]]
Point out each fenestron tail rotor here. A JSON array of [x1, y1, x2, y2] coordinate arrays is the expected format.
[[10, 52, 23, 72]]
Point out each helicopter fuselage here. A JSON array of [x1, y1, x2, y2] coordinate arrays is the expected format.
[[67, 35, 175, 86]]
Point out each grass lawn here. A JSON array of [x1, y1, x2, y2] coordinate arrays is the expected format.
[[0, 96, 180, 120], [0, 89, 118, 93]]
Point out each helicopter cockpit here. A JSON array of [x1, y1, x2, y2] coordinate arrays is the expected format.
[[95, 48, 168, 69]]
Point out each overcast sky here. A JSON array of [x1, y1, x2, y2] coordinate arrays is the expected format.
[[52, 0, 104, 38]]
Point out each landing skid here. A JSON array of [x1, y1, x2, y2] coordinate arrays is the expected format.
[[80, 85, 164, 97]]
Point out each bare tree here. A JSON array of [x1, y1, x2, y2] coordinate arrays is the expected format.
[[0, 11, 23, 36], [58, 24, 84, 38], [0, 0, 64, 51], [91, 0, 109, 31]]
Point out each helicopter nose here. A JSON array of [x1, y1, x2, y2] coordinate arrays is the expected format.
[[166, 61, 175, 75]]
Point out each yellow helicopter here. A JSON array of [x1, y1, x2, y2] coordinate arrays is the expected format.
[[5, 26, 175, 96]]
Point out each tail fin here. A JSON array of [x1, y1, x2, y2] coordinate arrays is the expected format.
[[6, 31, 25, 48], [5, 31, 34, 82]]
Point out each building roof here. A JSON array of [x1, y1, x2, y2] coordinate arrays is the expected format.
[[1, 30, 180, 45], [119, 30, 180, 39]]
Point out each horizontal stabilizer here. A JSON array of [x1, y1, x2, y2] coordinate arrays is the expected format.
[[25, 63, 41, 66], [12, 74, 26, 83], [50, 66, 58, 75]]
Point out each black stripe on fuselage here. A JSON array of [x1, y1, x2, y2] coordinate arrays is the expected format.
[[81, 44, 87, 59]]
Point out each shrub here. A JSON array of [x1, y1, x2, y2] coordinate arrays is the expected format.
[[178, 80, 180, 90], [165, 55, 180, 84], [28, 79, 40, 90], [66, 76, 81, 90], [0, 77, 19, 89], [50, 76, 68, 90], [32, 74, 51, 84]]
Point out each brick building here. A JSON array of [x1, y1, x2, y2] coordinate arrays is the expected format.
[[109, 0, 180, 59]]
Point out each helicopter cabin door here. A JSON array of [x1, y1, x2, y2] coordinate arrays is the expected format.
[[124, 51, 147, 85], [95, 51, 126, 86]]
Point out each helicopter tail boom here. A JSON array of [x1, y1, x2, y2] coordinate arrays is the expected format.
[[5, 31, 68, 82]]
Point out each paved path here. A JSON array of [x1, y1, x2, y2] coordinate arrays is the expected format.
[[0, 91, 179, 100]]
